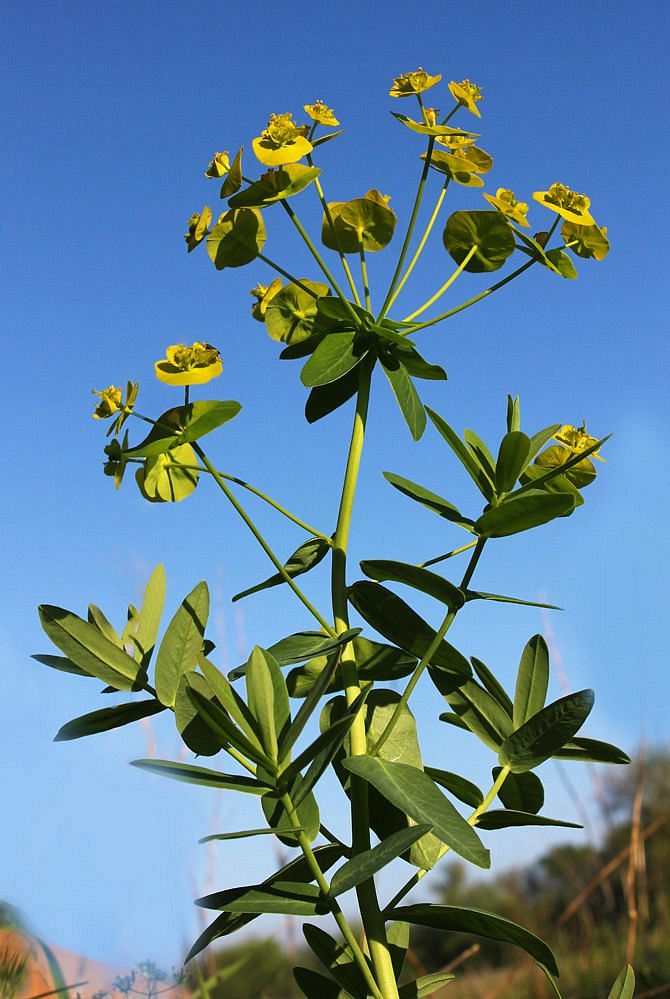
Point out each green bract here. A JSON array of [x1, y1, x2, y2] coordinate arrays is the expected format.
[[228, 164, 322, 208], [206, 208, 266, 269], [443, 210, 516, 272], [322, 190, 397, 253], [264, 280, 329, 343]]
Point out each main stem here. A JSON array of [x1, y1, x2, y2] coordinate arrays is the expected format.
[[330, 360, 400, 998]]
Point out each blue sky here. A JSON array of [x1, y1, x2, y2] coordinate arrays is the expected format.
[[2, 0, 669, 972]]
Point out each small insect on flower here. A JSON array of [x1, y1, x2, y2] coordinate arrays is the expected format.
[[389, 68, 442, 98], [304, 100, 339, 126], [555, 421, 606, 461], [483, 188, 530, 227], [533, 183, 595, 226], [154, 342, 222, 386], [252, 113, 313, 167], [448, 79, 483, 117]]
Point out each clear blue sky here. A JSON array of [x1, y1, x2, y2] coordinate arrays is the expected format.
[[2, 0, 668, 972]]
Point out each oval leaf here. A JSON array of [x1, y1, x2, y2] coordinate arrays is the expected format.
[[475, 489, 576, 538], [154, 581, 209, 707], [499, 689, 595, 772]]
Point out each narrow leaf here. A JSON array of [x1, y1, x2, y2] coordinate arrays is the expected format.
[[131, 758, 271, 793], [38, 605, 141, 690], [399, 973, 455, 998], [383, 472, 474, 530], [382, 361, 426, 441], [426, 407, 494, 500], [232, 538, 330, 602], [55, 700, 165, 741], [608, 964, 636, 999], [245, 646, 290, 762], [330, 825, 431, 897], [302, 924, 367, 997], [513, 634, 549, 727], [132, 564, 166, 668], [424, 767, 483, 809], [553, 736, 631, 765], [359, 560, 465, 610], [198, 881, 329, 915], [475, 490, 576, 538], [496, 431, 531, 493], [476, 809, 581, 830], [500, 689, 595, 772], [300, 332, 363, 388], [154, 581, 209, 706], [493, 768, 544, 814]]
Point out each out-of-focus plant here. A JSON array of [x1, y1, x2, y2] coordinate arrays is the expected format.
[[34, 68, 634, 997]]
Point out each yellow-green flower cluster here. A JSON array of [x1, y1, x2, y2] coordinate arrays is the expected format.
[[389, 68, 442, 98], [533, 183, 595, 226], [304, 100, 339, 126], [252, 113, 313, 166], [484, 188, 530, 227], [448, 79, 483, 116], [204, 152, 230, 178], [92, 381, 139, 436], [555, 422, 605, 461], [155, 342, 222, 386]]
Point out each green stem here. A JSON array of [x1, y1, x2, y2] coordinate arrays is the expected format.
[[193, 443, 335, 636], [330, 361, 400, 998], [308, 161, 362, 307], [402, 243, 478, 322], [280, 201, 361, 327], [377, 136, 436, 320], [257, 253, 321, 297], [419, 539, 478, 568], [280, 793, 383, 999], [226, 745, 258, 776], [386, 179, 449, 311], [371, 539, 486, 757], [405, 258, 536, 334], [359, 239, 371, 312]]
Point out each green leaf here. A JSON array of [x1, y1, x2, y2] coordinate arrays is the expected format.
[[608, 964, 636, 999], [543, 248, 578, 279], [174, 671, 227, 757], [399, 973, 455, 998], [230, 628, 360, 679], [38, 605, 142, 691], [229, 164, 322, 208], [129, 564, 166, 668], [439, 711, 470, 731], [475, 489, 576, 538], [55, 699, 165, 741], [220, 146, 243, 198], [330, 825, 432, 897], [206, 209, 265, 268], [390, 113, 478, 139], [463, 429, 496, 483], [198, 880, 329, 916], [381, 360, 426, 440], [467, 590, 562, 610], [187, 684, 273, 768], [127, 401, 241, 458], [476, 809, 580, 830], [245, 646, 290, 763], [426, 407, 494, 501], [424, 767, 483, 809], [154, 581, 209, 707], [305, 368, 359, 423], [527, 424, 562, 463], [300, 332, 364, 388], [199, 657, 263, 748], [261, 772, 321, 844], [383, 472, 474, 530], [302, 925, 367, 998], [514, 434, 610, 495], [396, 345, 447, 381], [553, 736, 631, 765], [343, 757, 490, 868], [388, 904, 558, 977], [131, 758, 271, 793], [496, 432, 531, 493], [293, 967, 352, 999], [443, 210, 515, 273], [87, 604, 122, 646], [322, 191, 397, 254], [506, 395, 521, 433], [348, 581, 470, 683], [430, 674, 513, 751], [359, 560, 465, 610], [232, 537, 330, 602], [493, 768, 544, 814], [32, 653, 92, 678], [388, 921, 410, 980], [499, 689, 595, 772], [311, 129, 345, 149], [470, 657, 514, 717], [513, 635, 549, 727], [355, 637, 417, 681], [265, 280, 330, 345], [200, 828, 302, 843]]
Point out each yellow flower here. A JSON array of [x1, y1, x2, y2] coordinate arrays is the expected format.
[[448, 79, 483, 117], [389, 67, 442, 98], [93, 385, 123, 420], [554, 422, 605, 461], [250, 278, 282, 322], [533, 183, 595, 226], [204, 152, 230, 178], [252, 113, 313, 167], [483, 188, 530, 227], [184, 206, 212, 252], [304, 100, 339, 126], [437, 133, 477, 150], [155, 342, 222, 386]]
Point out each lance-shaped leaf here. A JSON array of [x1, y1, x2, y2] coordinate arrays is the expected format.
[[608, 965, 636, 999], [475, 490, 576, 538], [198, 880, 329, 916], [359, 560, 465, 610], [32, 653, 92, 678], [187, 684, 274, 769], [476, 809, 581, 830], [499, 689, 595, 772], [206, 208, 266, 269], [131, 758, 272, 794], [55, 699, 165, 741], [395, 344, 447, 381], [302, 925, 368, 997], [232, 537, 330, 602], [200, 827, 303, 843], [245, 646, 291, 763], [399, 973, 456, 998], [330, 825, 431, 897], [305, 367, 360, 424], [260, 769, 321, 844], [381, 359, 426, 441], [383, 472, 474, 530], [229, 164, 322, 208], [185, 844, 342, 961], [174, 671, 226, 757], [293, 968, 352, 999], [514, 433, 609, 495], [38, 605, 143, 691], [301, 331, 365, 388], [344, 757, 489, 868], [387, 904, 558, 977], [219, 146, 243, 197], [466, 590, 562, 610], [493, 768, 544, 814], [348, 581, 470, 684], [506, 394, 521, 433], [154, 581, 209, 707], [200, 657, 263, 747], [430, 673, 513, 751], [426, 407, 495, 501], [424, 767, 484, 809], [444, 210, 515, 273], [513, 634, 549, 727], [265, 280, 330, 345], [388, 921, 410, 980], [470, 657, 513, 717], [391, 113, 478, 138], [229, 628, 360, 680], [464, 428, 496, 483], [496, 431, 531, 493], [279, 651, 344, 759], [87, 605, 122, 646], [553, 736, 630, 765], [127, 564, 166, 668]]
